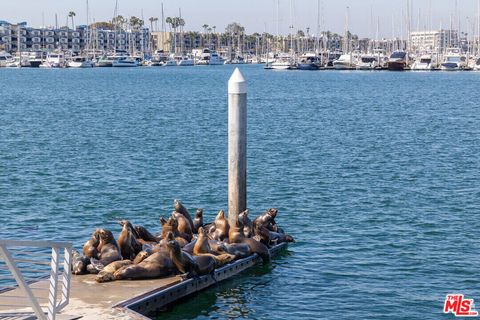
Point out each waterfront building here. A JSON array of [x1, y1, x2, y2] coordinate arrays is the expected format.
[[0, 20, 150, 54], [410, 30, 459, 53]]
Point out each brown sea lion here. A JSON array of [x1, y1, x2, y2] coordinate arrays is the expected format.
[[72, 250, 90, 275], [210, 210, 229, 242], [134, 225, 158, 245], [114, 251, 175, 280], [229, 219, 270, 263], [159, 216, 189, 247], [96, 260, 132, 283], [222, 243, 252, 259], [182, 239, 197, 255], [83, 230, 100, 258], [194, 228, 236, 267], [166, 232, 215, 277], [253, 208, 284, 233], [253, 224, 271, 246], [96, 229, 123, 266], [193, 227, 211, 255], [268, 231, 295, 244], [118, 220, 142, 260], [239, 210, 253, 238], [228, 218, 245, 244], [208, 239, 228, 255], [133, 251, 150, 264], [192, 209, 204, 234], [171, 211, 193, 241], [173, 199, 194, 230]]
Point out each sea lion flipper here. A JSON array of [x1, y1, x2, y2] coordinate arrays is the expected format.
[[90, 258, 105, 271]]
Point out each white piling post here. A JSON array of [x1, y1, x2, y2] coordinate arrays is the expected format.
[[228, 68, 247, 227]]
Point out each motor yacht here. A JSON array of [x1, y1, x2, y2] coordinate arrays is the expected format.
[[112, 56, 139, 67], [411, 54, 435, 71], [333, 53, 358, 70], [356, 54, 378, 70], [0, 51, 14, 67], [297, 53, 321, 70], [67, 56, 95, 68], [387, 51, 407, 71], [441, 48, 466, 71], [39, 52, 66, 68]]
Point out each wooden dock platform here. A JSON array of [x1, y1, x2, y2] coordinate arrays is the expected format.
[[0, 243, 287, 320]]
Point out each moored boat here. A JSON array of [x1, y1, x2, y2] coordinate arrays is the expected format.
[[297, 53, 320, 70], [333, 53, 358, 70], [0, 51, 14, 67], [440, 48, 466, 71], [112, 56, 139, 67], [387, 51, 407, 71], [67, 56, 95, 68]]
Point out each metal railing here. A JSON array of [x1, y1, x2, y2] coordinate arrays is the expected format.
[[0, 239, 72, 320]]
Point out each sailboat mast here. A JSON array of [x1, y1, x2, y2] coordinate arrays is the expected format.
[[477, 0, 480, 56], [316, 0, 320, 54], [86, 0, 89, 54], [344, 6, 349, 53], [161, 3, 165, 52]]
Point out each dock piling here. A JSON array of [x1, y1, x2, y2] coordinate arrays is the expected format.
[[228, 68, 247, 227]]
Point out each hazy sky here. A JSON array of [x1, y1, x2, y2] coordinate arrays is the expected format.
[[2, 0, 480, 38]]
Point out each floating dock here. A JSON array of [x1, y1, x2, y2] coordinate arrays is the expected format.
[[0, 243, 287, 319]]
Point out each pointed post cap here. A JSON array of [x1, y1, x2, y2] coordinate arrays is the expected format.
[[228, 68, 247, 94]]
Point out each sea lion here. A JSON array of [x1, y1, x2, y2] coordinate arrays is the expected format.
[[118, 220, 142, 260], [268, 231, 295, 245], [96, 229, 123, 267], [253, 208, 284, 233], [210, 210, 229, 242], [173, 199, 194, 230], [228, 218, 245, 244], [96, 260, 132, 283], [171, 211, 193, 241], [208, 240, 228, 255], [114, 251, 175, 280], [83, 230, 100, 258], [166, 232, 215, 277], [193, 227, 211, 255], [192, 209, 204, 234], [72, 250, 90, 275], [159, 216, 189, 247], [222, 243, 252, 259], [134, 225, 158, 245], [194, 227, 235, 267], [229, 219, 270, 263], [133, 251, 150, 264], [253, 224, 271, 246], [239, 210, 253, 238], [182, 239, 197, 255]]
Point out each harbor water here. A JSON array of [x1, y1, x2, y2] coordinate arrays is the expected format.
[[0, 66, 479, 319]]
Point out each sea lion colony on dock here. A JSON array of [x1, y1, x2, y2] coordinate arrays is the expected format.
[[72, 200, 294, 283]]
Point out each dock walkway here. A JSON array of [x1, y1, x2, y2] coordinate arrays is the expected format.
[[0, 243, 287, 319]]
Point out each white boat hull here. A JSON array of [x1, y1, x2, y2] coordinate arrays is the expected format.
[[177, 59, 194, 66], [68, 61, 94, 68], [112, 61, 139, 67]]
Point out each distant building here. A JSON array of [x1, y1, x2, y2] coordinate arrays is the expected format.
[[0, 20, 150, 54], [410, 30, 459, 53]]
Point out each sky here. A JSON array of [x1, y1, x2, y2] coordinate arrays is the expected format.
[[2, 0, 480, 38]]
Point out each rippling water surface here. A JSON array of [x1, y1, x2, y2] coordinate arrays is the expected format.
[[1, 66, 479, 319]]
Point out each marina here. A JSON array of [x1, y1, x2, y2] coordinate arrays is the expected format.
[[1, 1, 480, 319]]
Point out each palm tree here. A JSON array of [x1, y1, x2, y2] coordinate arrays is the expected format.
[[68, 11, 76, 30], [166, 17, 185, 53], [149, 17, 156, 32]]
